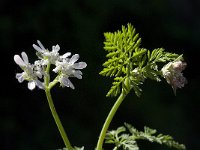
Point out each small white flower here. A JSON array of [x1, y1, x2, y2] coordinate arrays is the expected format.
[[46, 44, 60, 64], [14, 52, 44, 90], [33, 40, 60, 64], [53, 53, 87, 89], [14, 52, 34, 81], [54, 54, 87, 75]]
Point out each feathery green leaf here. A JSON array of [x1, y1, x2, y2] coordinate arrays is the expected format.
[[105, 123, 186, 150]]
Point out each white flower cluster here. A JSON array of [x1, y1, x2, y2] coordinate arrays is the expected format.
[[14, 40, 87, 90], [161, 60, 187, 94]]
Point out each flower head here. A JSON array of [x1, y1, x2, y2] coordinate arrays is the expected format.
[[161, 60, 187, 94], [14, 40, 87, 90], [53, 53, 87, 89], [14, 52, 44, 90], [33, 40, 60, 64]]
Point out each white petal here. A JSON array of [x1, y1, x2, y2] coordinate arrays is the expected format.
[[33, 44, 43, 52], [37, 40, 46, 50], [73, 70, 82, 79], [73, 62, 87, 69], [16, 73, 24, 83], [52, 44, 60, 52], [21, 52, 29, 64], [61, 77, 69, 86], [67, 79, 75, 89], [35, 80, 44, 89], [61, 77, 75, 89], [16, 73, 23, 78], [61, 52, 71, 58], [14, 55, 25, 66], [70, 54, 79, 64], [28, 81, 36, 90]]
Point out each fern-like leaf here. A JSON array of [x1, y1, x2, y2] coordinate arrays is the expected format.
[[100, 23, 185, 97], [105, 123, 186, 150], [106, 77, 126, 97], [100, 23, 144, 97], [149, 48, 179, 63], [125, 123, 186, 150]]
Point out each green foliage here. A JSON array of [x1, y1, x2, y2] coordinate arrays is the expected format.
[[105, 123, 186, 150], [100, 23, 181, 97]]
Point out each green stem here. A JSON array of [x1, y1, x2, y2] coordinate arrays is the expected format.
[[96, 91, 127, 150], [45, 88, 73, 150], [45, 63, 51, 86]]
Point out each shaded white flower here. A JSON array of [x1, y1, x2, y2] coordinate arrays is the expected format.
[[14, 52, 44, 90], [53, 54, 87, 89], [161, 60, 187, 94], [33, 40, 60, 64], [54, 54, 87, 77]]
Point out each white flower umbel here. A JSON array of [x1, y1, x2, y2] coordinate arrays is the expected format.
[[53, 53, 87, 89], [14, 40, 87, 150], [14, 52, 44, 90], [14, 40, 87, 90]]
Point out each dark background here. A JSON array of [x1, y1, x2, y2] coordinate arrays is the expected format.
[[0, 0, 200, 149]]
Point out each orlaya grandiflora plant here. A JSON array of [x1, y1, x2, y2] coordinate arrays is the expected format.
[[14, 24, 187, 150], [14, 40, 86, 150]]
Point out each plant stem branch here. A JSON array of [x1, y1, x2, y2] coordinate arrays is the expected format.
[[45, 88, 73, 150], [96, 91, 127, 150]]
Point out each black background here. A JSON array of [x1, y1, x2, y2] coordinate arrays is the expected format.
[[0, 0, 200, 149]]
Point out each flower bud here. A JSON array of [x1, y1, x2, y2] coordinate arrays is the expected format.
[[161, 60, 187, 95]]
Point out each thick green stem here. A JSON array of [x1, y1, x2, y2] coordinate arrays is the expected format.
[[45, 88, 73, 150], [96, 91, 127, 150]]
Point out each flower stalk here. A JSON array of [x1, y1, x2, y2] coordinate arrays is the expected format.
[[14, 40, 87, 149], [45, 88, 73, 150], [44, 61, 73, 150]]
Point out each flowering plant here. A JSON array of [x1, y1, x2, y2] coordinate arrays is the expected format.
[[14, 40, 87, 150], [14, 23, 187, 150]]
